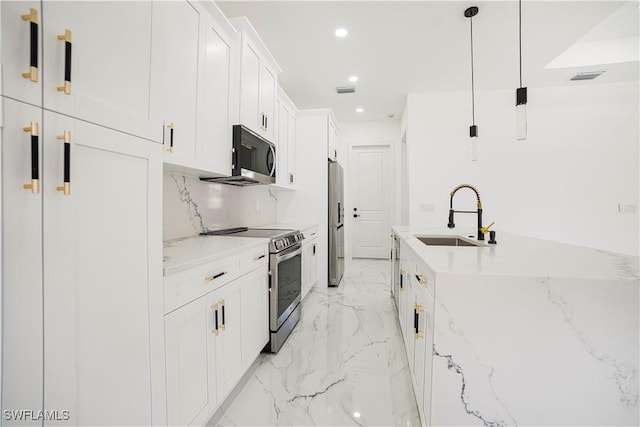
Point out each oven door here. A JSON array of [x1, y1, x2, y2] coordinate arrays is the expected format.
[[270, 244, 302, 331]]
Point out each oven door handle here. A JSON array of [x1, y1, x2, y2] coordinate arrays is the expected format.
[[275, 244, 302, 262]]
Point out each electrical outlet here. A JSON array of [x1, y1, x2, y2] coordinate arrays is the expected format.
[[420, 204, 435, 213], [618, 203, 637, 214]]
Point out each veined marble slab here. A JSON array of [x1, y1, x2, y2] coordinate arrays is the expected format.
[[394, 226, 639, 281], [163, 235, 269, 276], [394, 227, 639, 426]]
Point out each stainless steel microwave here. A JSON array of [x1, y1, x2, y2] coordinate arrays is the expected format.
[[201, 125, 275, 186]]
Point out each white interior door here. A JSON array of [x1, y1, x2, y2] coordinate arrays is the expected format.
[[351, 145, 391, 259]]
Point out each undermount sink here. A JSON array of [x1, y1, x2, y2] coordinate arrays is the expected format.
[[416, 235, 485, 247]]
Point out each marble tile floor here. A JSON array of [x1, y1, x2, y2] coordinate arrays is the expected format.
[[215, 259, 421, 426]]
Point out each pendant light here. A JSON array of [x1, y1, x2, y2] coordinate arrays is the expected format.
[[465, 6, 479, 161], [516, 0, 527, 140]]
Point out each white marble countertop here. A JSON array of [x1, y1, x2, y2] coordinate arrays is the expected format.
[[250, 222, 318, 233], [163, 235, 270, 276], [393, 226, 639, 281]]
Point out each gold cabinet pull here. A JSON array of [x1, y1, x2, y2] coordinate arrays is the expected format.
[[414, 303, 424, 339], [204, 271, 226, 282], [21, 8, 39, 82], [218, 299, 226, 331], [56, 29, 72, 94], [211, 303, 219, 335], [22, 122, 40, 193], [415, 274, 427, 285], [165, 123, 174, 153], [55, 131, 71, 195]]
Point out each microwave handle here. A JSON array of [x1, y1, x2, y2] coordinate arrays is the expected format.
[[268, 144, 276, 177]]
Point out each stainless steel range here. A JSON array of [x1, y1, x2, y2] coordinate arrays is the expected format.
[[202, 227, 304, 352]]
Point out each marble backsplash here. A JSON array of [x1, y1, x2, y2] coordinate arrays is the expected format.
[[163, 173, 278, 241]]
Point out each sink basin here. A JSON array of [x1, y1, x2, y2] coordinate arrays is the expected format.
[[416, 235, 485, 247]]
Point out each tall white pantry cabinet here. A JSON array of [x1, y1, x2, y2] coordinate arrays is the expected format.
[[1, 2, 165, 425]]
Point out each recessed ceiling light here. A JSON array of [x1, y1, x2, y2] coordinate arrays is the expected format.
[[353, 412, 361, 418], [335, 28, 348, 38], [356, 108, 364, 113], [348, 75, 358, 82]]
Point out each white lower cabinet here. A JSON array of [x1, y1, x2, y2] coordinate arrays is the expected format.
[[164, 258, 269, 426], [2, 96, 165, 425], [412, 276, 435, 426], [240, 267, 270, 366], [396, 243, 435, 427], [301, 227, 319, 299]]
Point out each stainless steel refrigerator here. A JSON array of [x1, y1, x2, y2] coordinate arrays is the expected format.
[[328, 160, 345, 287]]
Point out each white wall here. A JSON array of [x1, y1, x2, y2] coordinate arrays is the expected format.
[[163, 173, 277, 241], [338, 120, 401, 262], [405, 81, 639, 256]]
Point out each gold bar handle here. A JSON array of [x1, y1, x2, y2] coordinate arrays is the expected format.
[[56, 29, 72, 95], [211, 303, 219, 335], [55, 131, 71, 195], [204, 271, 227, 282], [218, 299, 226, 330], [416, 274, 427, 285], [22, 122, 40, 194], [21, 8, 39, 82], [166, 123, 174, 153]]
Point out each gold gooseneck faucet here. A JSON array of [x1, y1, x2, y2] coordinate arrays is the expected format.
[[447, 184, 493, 241]]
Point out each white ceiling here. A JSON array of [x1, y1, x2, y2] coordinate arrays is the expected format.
[[217, 1, 639, 122]]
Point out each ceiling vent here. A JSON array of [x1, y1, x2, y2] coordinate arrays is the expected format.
[[570, 71, 605, 81], [336, 86, 355, 94]]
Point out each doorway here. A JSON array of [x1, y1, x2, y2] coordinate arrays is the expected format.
[[350, 145, 391, 259]]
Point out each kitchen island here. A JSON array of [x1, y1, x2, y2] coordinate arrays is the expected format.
[[392, 226, 639, 426]]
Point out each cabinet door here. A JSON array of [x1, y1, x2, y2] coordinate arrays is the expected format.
[[259, 64, 277, 141], [287, 114, 297, 187], [215, 278, 243, 401], [277, 100, 290, 186], [239, 37, 261, 134], [165, 294, 218, 426], [301, 242, 312, 299], [42, 111, 161, 425], [41, 2, 161, 142], [1, 2, 42, 105], [328, 118, 338, 160], [151, 0, 200, 166], [240, 267, 269, 367], [413, 286, 434, 426], [309, 239, 318, 288], [1, 97, 43, 424], [198, 11, 235, 175], [418, 288, 435, 426]]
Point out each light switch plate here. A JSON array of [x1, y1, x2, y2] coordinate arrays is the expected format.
[[618, 203, 637, 214]]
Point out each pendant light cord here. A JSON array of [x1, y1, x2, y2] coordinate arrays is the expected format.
[[470, 17, 475, 125], [519, 0, 522, 87]]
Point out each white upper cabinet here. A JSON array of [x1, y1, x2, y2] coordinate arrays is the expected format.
[[152, 0, 238, 177], [150, 0, 200, 166], [232, 17, 281, 142], [40, 2, 162, 142], [328, 116, 339, 161], [1, 2, 43, 106], [275, 86, 297, 189], [198, 5, 238, 176]]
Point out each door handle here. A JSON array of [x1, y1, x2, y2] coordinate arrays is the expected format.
[[57, 29, 72, 95], [22, 122, 40, 193], [21, 8, 39, 82], [56, 130, 71, 195]]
